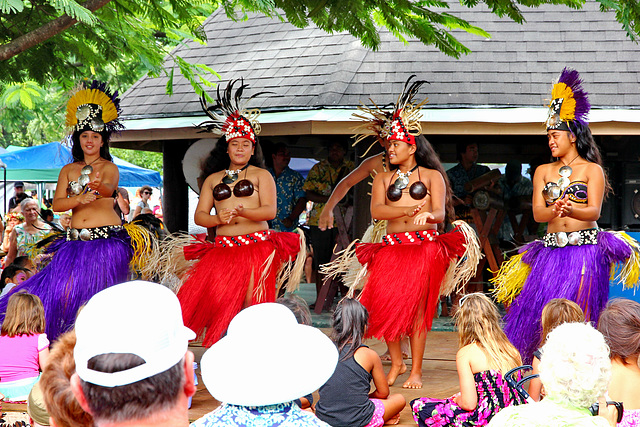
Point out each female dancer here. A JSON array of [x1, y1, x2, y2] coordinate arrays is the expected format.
[[492, 68, 640, 364], [0, 81, 155, 341], [347, 78, 480, 389], [177, 80, 304, 347]]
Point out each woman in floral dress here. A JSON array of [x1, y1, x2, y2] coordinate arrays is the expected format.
[[411, 294, 525, 426]]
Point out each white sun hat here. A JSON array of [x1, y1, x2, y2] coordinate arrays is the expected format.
[[74, 280, 195, 387], [200, 302, 338, 406]]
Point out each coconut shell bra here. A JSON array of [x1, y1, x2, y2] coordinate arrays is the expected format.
[[386, 165, 429, 202], [213, 164, 255, 201]]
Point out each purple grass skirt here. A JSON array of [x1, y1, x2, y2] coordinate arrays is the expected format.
[[504, 230, 631, 364], [0, 230, 132, 341]]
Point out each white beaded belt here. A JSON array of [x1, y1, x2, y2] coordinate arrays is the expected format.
[[214, 230, 271, 248], [382, 230, 439, 245], [66, 225, 123, 241], [543, 228, 599, 248]]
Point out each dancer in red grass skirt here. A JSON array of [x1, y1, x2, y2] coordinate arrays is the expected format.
[[177, 80, 304, 347], [327, 77, 480, 390]]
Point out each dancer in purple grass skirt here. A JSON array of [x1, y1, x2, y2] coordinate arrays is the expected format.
[[492, 68, 640, 364], [0, 81, 156, 341]]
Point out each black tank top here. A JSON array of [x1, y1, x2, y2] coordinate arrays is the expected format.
[[315, 344, 375, 427]]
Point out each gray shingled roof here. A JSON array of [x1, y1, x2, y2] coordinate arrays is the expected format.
[[121, 1, 640, 119]]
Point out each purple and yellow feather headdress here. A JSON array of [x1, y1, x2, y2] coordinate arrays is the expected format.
[[65, 80, 123, 135], [546, 68, 590, 131]]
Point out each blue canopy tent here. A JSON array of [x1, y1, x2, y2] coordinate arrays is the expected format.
[[0, 142, 162, 187]]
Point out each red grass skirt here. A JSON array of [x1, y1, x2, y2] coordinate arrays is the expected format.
[[177, 230, 300, 346], [356, 230, 467, 341]]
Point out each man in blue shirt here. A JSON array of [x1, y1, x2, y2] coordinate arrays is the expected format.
[[268, 143, 307, 232]]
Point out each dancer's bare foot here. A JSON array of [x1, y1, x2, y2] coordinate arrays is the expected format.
[[402, 372, 423, 389], [386, 363, 407, 386], [380, 349, 409, 361]]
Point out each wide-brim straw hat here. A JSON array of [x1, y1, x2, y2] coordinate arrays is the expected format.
[[200, 303, 338, 406]]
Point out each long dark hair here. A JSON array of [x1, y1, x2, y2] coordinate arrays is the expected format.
[[200, 135, 266, 180], [331, 298, 369, 360], [70, 130, 113, 162], [415, 135, 454, 229], [567, 121, 612, 197]]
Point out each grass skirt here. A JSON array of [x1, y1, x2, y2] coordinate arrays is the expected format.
[[0, 229, 132, 341], [177, 231, 302, 347], [496, 230, 633, 364], [356, 230, 467, 342]]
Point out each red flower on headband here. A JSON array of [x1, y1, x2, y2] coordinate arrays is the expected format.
[[388, 110, 416, 145], [223, 112, 256, 144]]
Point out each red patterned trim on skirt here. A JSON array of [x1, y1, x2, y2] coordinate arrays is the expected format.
[[381, 230, 439, 245], [178, 231, 300, 347], [356, 229, 466, 341], [213, 230, 272, 247]]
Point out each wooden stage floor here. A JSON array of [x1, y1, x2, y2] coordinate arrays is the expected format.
[[188, 330, 459, 426]]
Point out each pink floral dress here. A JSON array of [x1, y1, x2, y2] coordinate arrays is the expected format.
[[411, 370, 525, 427]]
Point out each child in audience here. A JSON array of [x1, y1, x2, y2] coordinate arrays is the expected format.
[[13, 255, 36, 278], [316, 298, 405, 427], [277, 294, 314, 410], [598, 298, 640, 427], [0, 264, 29, 298], [412, 293, 524, 426], [0, 292, 49, 401], [528, 298, 585, 401]]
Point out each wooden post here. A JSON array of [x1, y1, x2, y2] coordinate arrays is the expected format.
[[163, 140, 192, 233]]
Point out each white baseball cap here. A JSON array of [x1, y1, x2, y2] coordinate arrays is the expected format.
[[74, 280, 195, 387], [200, 303, 338, 406]]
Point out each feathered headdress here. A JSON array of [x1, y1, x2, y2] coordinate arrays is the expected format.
[[351, 99, 393, 156], [196, 79, 267, 144], [351, 75, 428, 151], [388, 75, 429, 145], [65, 80, 123, 135], [546, 68, 590, 131]]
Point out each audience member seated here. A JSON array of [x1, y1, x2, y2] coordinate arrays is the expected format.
[[2, 212, 24, 254], [489, 322, 619, 427], [316, 298, 406, 427], [3, 198, 52, 268], [0, 293, 49, 402], [191, 303, 338, 426], [412, 293, 524, 426], [12, 256, 36, 278], [0, 264, 29, 298], [69, 281, 197, 427], [56, 211, 72, 231], [598, 298, 640, 427], [528, 298, 585, 401], [37, 330, 93, 427], [276, 294, 314, 410]]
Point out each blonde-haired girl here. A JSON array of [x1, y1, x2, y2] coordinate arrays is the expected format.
[[0, 292, 49, 401], [411, 293, 524, 426], [528, 298, 585, 401]]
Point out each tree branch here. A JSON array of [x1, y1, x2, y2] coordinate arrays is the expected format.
[[0, 0, 113, 61]]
